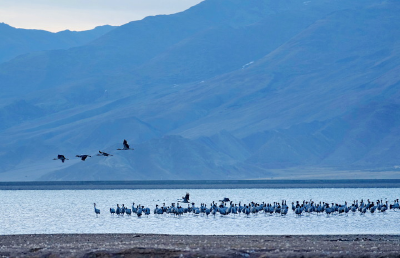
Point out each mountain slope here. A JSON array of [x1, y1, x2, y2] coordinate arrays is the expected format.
[[0, 0, 371, 98], [0, 0, 399, 180]]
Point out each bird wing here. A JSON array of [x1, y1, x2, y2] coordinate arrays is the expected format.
[[123, 139, 130, 149]]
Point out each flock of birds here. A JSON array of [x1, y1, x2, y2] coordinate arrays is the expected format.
[[93, 193, 400, 217], [54, 139, 133, 163]]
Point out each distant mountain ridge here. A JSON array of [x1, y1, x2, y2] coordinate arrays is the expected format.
[[0, 0, 399, 181], [0, 23, 115, 64]]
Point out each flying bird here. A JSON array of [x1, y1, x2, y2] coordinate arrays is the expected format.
[[76, 155, 91, 161], [53, 155, 69, 163], [181, 193, 190, 203], [97, 150, 113, 156], [117, 139, 134, 150]]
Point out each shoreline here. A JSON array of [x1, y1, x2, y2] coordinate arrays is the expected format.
[[1, 234, 399, 257], [1, 179, 400, 190]]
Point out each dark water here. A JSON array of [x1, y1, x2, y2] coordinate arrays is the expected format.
[[1, 179, 399, 190]]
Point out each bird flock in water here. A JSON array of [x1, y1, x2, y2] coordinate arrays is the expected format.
[[54, 139, 133, 162], [93, 193, 400, 217]]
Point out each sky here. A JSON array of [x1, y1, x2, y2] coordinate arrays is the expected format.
[[0, 0, 204, 32]]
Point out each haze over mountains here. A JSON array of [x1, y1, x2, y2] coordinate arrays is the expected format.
[[0, 0, 399, 181]]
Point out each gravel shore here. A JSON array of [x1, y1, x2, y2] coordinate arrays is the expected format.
[[1, 234, 400, 257]]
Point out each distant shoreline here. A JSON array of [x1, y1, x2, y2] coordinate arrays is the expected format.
[[0, 179, 400, 190]]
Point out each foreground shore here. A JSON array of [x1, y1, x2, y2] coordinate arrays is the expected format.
[[1, 234, 399, 257]]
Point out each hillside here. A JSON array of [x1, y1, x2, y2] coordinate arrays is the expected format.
[[0, 0, 399, 181]]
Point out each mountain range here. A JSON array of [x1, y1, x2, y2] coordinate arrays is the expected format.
[[0, 0, 399, 181], [0, 23, 115, 64]]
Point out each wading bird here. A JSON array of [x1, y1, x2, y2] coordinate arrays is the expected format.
[[94, 203, 100, 215]]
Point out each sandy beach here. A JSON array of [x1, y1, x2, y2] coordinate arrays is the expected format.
[[1, 234, 399, 257]]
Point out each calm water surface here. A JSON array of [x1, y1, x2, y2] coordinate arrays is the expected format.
[[1, 188, 400, 235]]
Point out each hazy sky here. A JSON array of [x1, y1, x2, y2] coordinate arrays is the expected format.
[[0, 0, 204, 32]]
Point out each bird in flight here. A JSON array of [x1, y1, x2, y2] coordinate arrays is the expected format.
[[181, 193, 190, 203], [76, 155, 91, 161], [117, 139, 134, 150], [97, 150, 113, 156], [53, 154, 69, 163]]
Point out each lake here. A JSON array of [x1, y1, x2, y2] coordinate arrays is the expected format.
[[1, 184, 400, 235]]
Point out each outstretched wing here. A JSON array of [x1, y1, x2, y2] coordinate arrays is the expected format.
[[123, 139, 130, 149]]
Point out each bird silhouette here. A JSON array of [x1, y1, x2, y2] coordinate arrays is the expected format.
[[53, 155, 68, 163], [97, 151, 113, 156], [180, 193, 190, 203], [94, 203, 100, 215], [117, 139, 134, 150], [76, 155, 91, 161]]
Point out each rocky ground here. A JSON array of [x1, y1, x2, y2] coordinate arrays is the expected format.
[[1, 234, 400, 257]]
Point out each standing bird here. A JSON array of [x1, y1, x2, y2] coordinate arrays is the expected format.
[[97, 151, 113, 156], [117, 139, 134, 150], [76, 155, 91, 161], [53, 155, 69, 163], [94, 203, 100, 215]]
